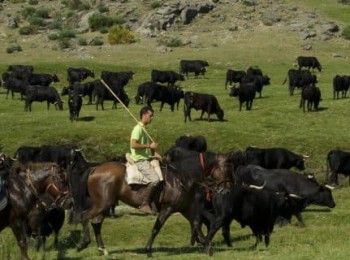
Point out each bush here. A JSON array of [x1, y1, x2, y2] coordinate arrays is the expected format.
[[19, 26, 37, 35], [151, 1, 162, 9], [6, 44, 22, 54], [98, 4, 109, 13], [89, 37, 104, 46], [9, 0, 25, 3], [78, 38, 87, 46], [88, 13, 115, 31], [29, 16, 46, 26], [165, 38, 182, 47], [58, 38, 71, 49], [48, 20, 62, 30], [35, 8, 50, 19], [21, 7, 36, 19], [28, 0, 39, 5], [342, 24, 350, 40], [48, 33, 59, 40], [108, 25, 135, 45], [99, 27, 109, 34], [59, 28, 76, 39]]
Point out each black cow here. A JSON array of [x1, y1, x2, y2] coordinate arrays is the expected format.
[[300, 84, 321, 112], [28, 73, 60, 86], [326, 149, 350, 187], [7, 64, 34, 80], [24, 86, 64, 111], [174, 135, 207, 152], [179, 60, 208, 78], [68, 88, 83, 121], [296, 56, 322, 72], [27, 193, 65, 250], [2, 72, 30, 100], [67, 67, 95, 86], [333, 75, 350, 99], [245, 146, 307, 171], [183, 91, 224, 122], [71, 80, 98, 105], [241, 74, 270, 98], [14, 144, 80, 169], [94, 79, 129, 110], [101, 71, 134, 89], [246, 66, 263, 77], [234, 165, 336, 226], [203, 185, 301, 251], [138, 82, 184, 112], [151, 69, 185, 86], [283, 69, 318, 95], [229, 83, 256, 111], [224, 69, 246, 89]]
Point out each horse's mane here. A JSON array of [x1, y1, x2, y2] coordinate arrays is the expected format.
[[9, 162, 57, 174]]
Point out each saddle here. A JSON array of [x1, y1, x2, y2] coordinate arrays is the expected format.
[[0, 177, 8, 211], [125, 153, 163, 185]]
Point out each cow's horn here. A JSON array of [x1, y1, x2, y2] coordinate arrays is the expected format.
[[249, 181, 265, 190], [324, 184, 335, 190], [289, 193, 302, 199], [303, 154, 310, 158]]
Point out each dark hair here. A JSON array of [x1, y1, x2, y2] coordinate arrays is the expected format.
[[139, 106, 153, 119]]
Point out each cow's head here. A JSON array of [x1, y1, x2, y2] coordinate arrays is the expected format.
[[229, 86, 239, 97], [216, 108, 224, 121], [53, 74, 60, 82]]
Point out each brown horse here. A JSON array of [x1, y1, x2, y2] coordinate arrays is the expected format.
[[67, 147, 232, 256], [0, 161, 67, 260]]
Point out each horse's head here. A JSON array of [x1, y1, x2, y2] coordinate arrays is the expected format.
[[24, 163, 69, 207], [205, 153, 234, 192]]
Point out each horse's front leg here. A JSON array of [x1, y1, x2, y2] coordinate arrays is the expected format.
[[77, 220, 91, 252], [145, 206, 173, 257], [10, 220, 29, 260], [91, 214, 108, 255]]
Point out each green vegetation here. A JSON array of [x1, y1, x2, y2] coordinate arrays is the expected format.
[[0, 1, 350, 259], [342, 24, 350, 40], [108, 25, 135, 44]]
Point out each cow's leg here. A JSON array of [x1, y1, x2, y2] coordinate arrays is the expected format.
[[294, 213, 305, 227], [221, 219, 233, 247], [145, 206, 173, 257], [200, 110, 205, 120]]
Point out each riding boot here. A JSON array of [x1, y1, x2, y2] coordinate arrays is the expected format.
[[139, 182, 158, 214]]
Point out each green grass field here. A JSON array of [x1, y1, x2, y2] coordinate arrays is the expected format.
[[1, 1, 350, 259]]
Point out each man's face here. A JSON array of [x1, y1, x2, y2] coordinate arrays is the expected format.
[[143, 110, 154, 124]]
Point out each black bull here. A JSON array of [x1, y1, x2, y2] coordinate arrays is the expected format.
[[67, 147, 232, 257]]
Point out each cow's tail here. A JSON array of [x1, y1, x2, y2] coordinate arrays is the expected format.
[[282, 77, 287, 85], [326, 155, 330, 182]]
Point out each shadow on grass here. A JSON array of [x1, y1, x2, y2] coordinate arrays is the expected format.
[[77, 116, 95, 122]]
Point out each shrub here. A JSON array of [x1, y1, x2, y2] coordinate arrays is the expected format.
[[166, 37, 182, 47], [151, 1, 162, 9], [48, 20, 62, 30], [114, 16, 125, 25], [9, 0, 25, 3], [78, 3, 91, 11], [6, 44, 22, 54], [78, 38, 87, 46], [48, 33, 59, 40], [59, 28, 76, 39], [28, 0, 39, 5], [29, 16, 46, 26], [88, 13, 115, 31], [89, 37, 104, 46], [35, 8, 50, 19], [108, 25, 135, 45], [342, 24, 350, 40], [19, 26, 37, 35], [99, 27, 109, 34], [21, 7, 36, 19], [98, 4, 109, 13], [58, 38, 71, 49], [67, 0, 81, 10]]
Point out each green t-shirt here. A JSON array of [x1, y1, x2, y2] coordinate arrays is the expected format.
[[130, 122, 152, 161]]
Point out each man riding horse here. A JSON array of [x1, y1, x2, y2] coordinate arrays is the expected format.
[[129, 106, 163, 214]]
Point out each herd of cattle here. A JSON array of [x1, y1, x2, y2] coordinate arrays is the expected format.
[[1, 139, 350, 253], [1, 56, 350, 122]]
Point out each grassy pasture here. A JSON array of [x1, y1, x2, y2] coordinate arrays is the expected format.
[[1, 1, 350, 259]]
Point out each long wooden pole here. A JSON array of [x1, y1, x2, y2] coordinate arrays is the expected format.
[[100, 79, 155, 143]]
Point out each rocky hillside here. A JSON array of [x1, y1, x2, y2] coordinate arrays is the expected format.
[[0, 0, 345, 53]]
